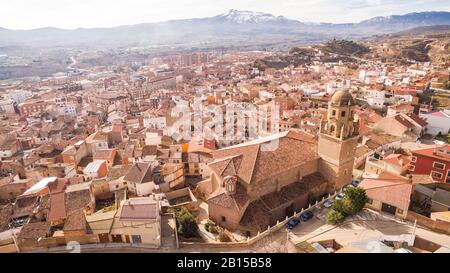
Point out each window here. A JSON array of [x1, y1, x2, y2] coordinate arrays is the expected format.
[[446, 169, 450, 184], [341, 111, 346, 117], [411, 156, 417, 163], [397, 208, 404, 215], [131, 235, 142, 244], [433, 162, 445, 170], [431, 171, 443, 179], [332, 110, 336, 116], [409, 165, 415, 172], [221, 216, 226, 222]]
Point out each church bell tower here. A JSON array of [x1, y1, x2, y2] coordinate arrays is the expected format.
[[318, 89, 359, 191]]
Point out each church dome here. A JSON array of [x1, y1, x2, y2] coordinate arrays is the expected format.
[[330, 90, 355, 106]]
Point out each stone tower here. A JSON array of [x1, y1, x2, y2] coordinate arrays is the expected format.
[[318, 89, 359, 192]]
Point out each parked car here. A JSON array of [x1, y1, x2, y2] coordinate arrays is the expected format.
[[286, 218, 300, 229], [323, 199, 334, 208], [351, 180, 360, 187], [335, 192, 345, 201], [300, 211, 314, 221]]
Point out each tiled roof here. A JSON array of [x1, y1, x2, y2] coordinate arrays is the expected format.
[[18, 221, 50, 240], [63, 210, 86, 232], [123, 162, 154, 184], [119, 198, 158, 221], [406, 113, 428, 127], [48, 193, 66, 222], [12, 195, 40, 219], [107, 165, 133, 180], [65, 188, 93, 214], [207, 183, 249, 210], [412, 144, 450, 161], [93, 149, 115, 160], [360, 175, 412, 210], [394, 114, 414, 129], [210, 131, 318, 185]]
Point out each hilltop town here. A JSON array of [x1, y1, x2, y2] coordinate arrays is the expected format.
[[0, 31, 449, 254]]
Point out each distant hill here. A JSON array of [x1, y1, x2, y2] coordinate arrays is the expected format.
[[390, 25, 450, 36], [1, 10, 450, 49]]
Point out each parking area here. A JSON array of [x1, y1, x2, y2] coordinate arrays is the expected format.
[[288, 204, 331, 238], [287, 208, 450, 250]]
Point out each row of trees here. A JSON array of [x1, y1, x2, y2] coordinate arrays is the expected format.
[[327, 187, 369, 225]]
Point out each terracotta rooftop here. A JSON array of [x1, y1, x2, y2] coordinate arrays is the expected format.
[[210, 131, 318, 185], [63, 210, 86, 232], [93, 149, 115, 160], [123, 162, 154, 184], [48, 193, 66, 222], [394, 114, 414, 129], [18, 221, 51, 240], [360, 173, 412, 210], [412, 144, 450, 161], [119, 198, 158, 221], [406, 113, 428, 127], [65, 188, 92, 215]]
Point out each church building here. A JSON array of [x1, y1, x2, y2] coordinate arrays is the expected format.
[[197, 90, 359, 234]]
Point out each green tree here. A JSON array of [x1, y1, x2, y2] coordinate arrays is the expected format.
[[343, 187, 369, 215], [173, 207, 199, 238], [331, 199, 349, 217], [327, 209, 345, 225]]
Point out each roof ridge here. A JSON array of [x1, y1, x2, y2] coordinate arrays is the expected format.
[[248, 144, 260, 184], [363, 180, 410, 190]]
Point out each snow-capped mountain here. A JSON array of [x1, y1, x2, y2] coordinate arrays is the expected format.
[[214, 9, 292, 24], [360, 11, 450, 26], [1, 10, 450, 48]]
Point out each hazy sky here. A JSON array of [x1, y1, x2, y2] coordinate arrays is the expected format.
[[1, 0, 449, 30]]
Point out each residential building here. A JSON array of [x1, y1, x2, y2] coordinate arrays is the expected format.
[[410, 145, 450, 183]]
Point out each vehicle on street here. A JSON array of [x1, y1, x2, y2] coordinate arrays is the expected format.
[[351, 180, 360, 187], [286, 218, 300, 229], [335, 192, 345, 201], [323, 199, 334, 208], [300, 211, 314, 221]]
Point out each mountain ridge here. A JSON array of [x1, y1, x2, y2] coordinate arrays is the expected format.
[[1, 10, 450, 49]]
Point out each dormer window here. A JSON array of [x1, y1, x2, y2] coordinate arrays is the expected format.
[[224, 176, 237, 195]]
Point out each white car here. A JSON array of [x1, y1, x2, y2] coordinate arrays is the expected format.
[[334, 193, 345, 201]]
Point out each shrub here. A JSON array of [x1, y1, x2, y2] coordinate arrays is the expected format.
[[218, 231, 231, 242], [205, 219, 217, 234], [331, 199, 348, 217], [173, 207, 199, 238], [327, 209, 345, 225]]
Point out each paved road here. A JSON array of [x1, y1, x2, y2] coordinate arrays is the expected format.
[[289, 209, 450, 249]]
